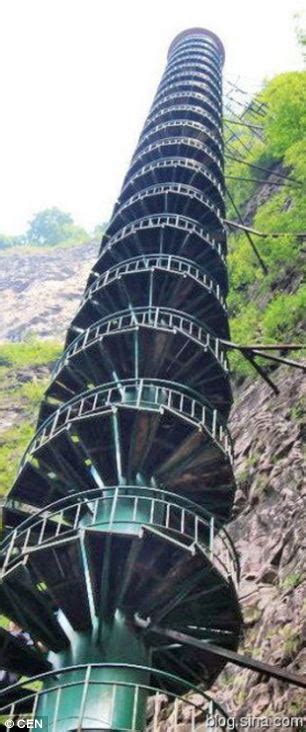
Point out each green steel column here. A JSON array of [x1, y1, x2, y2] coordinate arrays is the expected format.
[[37, 490, 157, 730], [38, 613, 151, 730]]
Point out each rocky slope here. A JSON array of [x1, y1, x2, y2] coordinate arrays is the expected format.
[[0, 242, 305, 724], [0, 240, 98, 341], [214, 366, 306, 720]]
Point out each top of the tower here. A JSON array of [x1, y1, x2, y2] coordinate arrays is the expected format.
[[168, 27, 225, 65]]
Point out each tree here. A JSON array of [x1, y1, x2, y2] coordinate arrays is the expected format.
[[294, 13, 306, 66], [0, 234, 14, 250], [26, 207, 87, 246], [93, 222, 107, 239], [0, 234, 23, 250], [260, 72, 306, 159]]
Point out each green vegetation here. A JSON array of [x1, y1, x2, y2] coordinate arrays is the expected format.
[[0, 339, 62, 496], [243, 604, 262, 627], [280, 572, 304, 591], [279, 623, 302, 657], [0, 422, 37, 498], [0, 338, 62, 369], [26, 208, 87, 247], [226, 70, 306, 376], [0, 207, 106, 253], [290, 395, 306, 422]]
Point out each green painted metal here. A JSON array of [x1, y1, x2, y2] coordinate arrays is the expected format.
[[0, 27, 242, 730], [38, 616, 151, 731], [0, 664, 233, 730], [81, 486, 166, 536]]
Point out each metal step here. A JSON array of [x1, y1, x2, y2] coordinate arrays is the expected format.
[[93, 217, 228, 293], [0, 563, 69, 652], [25, 536, 92, 632], [84, 526, 241, 689], [12, 387, 235, 521], [40, 320, 232, 424], [70, 265, 229, 341]]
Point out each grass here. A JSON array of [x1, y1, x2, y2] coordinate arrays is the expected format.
[[0, 421, 35, 495], [0, 339, 62, 496], [280, 572, 304, 591], [0, 339, 62, 369], [290, 396, 306, 422]]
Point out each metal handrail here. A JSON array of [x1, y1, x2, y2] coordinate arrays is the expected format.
[[98, 214, 226, 267], [118, 180, 223, 210], [162, 63, 222, 85], [53, 306, 229, 383], [154, 80, 222, 112], [169, 34, 221, 54], [0, 488, 240, 582], [150, 88, 221, 120], [119, 157, 224, 201], [136, 119, 222, 155], [144, 104, 222, 135], [169, 41, 220, 60], [160, 65, 221, 89], [18, 378, 233, 472], [168, 48, 220, 68], [0, 662, 231, 727], [2, 487, 239, 582], [169, 43, 220, 67], [169, 40, 221, 62], [158, 73, 221, 102], [80, 254, 226, 311], [130, 137, 223, 172], [165, 68, 220, 97], [114, 182, 224, 226], [167, 53, 220, 81], [159, 72, 221, 102], [2, 486, 234, 546]]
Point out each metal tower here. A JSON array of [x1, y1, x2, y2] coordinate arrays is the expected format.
[[0, 28, 242, 730]]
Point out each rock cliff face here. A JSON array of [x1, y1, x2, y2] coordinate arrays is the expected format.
[[0, 242, 305, 723], [214, 367, 306, 720], [0, 241, 97, 342]]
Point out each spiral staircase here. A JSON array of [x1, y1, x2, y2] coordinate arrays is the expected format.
[[0, 27, 242, 731]]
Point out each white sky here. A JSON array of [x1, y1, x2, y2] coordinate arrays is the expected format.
[[0, 0, 304, 235]]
